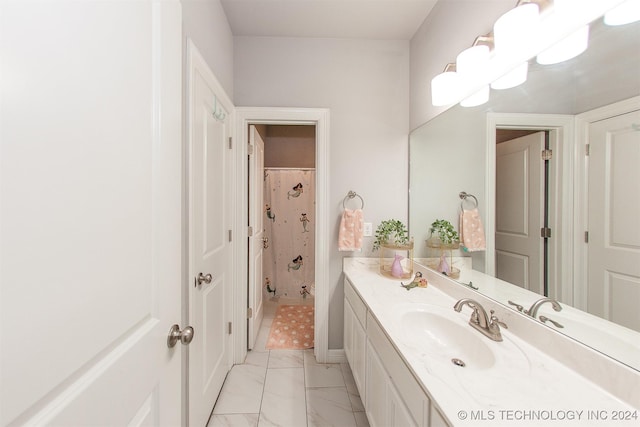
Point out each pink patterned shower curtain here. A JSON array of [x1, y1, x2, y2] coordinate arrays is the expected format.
[[263, 169, 316, 300]]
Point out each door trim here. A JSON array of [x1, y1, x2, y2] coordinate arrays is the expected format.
[[234, 107, 330, 364], [486, 113, 574, 303], [574, 96, 640, 311]]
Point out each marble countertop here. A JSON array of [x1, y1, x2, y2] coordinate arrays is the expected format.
[[343, 258, 639, 426]]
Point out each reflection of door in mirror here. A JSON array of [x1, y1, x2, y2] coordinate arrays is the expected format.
[[587, 109, 640, 333], [496, 131, 546, 296]]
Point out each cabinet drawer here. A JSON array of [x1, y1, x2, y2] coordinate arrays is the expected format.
[[367, 312, 429, 426], [344, 278, 367, 328]]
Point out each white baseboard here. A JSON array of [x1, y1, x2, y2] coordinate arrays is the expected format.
[[326, 349, 346, 364]]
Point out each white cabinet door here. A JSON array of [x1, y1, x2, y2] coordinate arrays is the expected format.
[[345, 297, 367, 396], [1, 2, 182, 425], [344, 299, 355, 364], [352, 311, 367, 395], [389, 383, 418, 427], [365, 341, 389, 427], [366, 340, 417, 427]]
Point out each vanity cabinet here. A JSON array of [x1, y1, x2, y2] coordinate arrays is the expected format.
[[366, 339, 417, 427], [344, 278, 451, 427], [344, 283, 367, 397]]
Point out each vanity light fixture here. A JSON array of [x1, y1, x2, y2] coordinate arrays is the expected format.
[[431, 64, 461, 107], [536, 0, 590, 65], [493, 2, 540, 56], [429, 0, 630, 107], [456, 45, 491, 107], [604, 0, 640, 26]]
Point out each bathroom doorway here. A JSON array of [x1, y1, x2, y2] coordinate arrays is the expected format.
[[495, 129, 551, 296], [248, 124, 317, 351]]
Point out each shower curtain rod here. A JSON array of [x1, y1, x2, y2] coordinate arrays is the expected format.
[[264, 167, 316, 171]]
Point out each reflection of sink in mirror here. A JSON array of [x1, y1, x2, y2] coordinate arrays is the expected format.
[[539, 311, 640, 366], [400, 308, 496, 370]]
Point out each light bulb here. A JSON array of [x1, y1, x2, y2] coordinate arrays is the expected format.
[[431, 71, 461, 106], [537, 25, 589, 65], [494, 3, 540, 54], [456, 45, 490, 76], [604, 0, 640, 26]]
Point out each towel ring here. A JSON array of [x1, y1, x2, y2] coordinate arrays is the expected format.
[[343, 191, 364, 209], [459, 191, 478, 210]]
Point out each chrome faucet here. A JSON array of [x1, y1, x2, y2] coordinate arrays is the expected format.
[[525, 297, 562, 318], [453, 298, 507, 341]]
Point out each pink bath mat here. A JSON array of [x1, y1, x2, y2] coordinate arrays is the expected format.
[[266, 304, 315, 350]]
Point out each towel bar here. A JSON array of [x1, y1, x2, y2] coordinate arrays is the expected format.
[[343, 190, 364, 209], [459, 191, 478, 209]]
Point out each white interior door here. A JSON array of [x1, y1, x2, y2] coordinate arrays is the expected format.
[[248, 125, 266, 349], [188, 43, 234, 426], [495, 132, 545, 294], [587, 109, 640, 332], [1, 2, 183, 425]]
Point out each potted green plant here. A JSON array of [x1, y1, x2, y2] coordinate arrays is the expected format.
[[373, 219, 414, 279], [373, 219, 410, 251], [428, 219, 459, 247]]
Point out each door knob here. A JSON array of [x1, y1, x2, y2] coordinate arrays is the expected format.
[[167, 324, 195, 348], [196, 272, 213, 286]]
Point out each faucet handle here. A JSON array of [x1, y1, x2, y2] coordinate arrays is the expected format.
[[489, 310, 508, 330], [508, 300, 523, 312], [468, 304, 480, 325]]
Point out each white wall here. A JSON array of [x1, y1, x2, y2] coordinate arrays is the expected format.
[[234, 37, 410, 348], [409, 0, 513, 130], [182, 0, 234, 99]]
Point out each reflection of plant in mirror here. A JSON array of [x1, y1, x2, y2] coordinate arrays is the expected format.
[[373, 219, 409, 251], [430, 219, 459, 245]]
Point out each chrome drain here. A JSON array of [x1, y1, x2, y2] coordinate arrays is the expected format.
[[451, 358, 466, 367]]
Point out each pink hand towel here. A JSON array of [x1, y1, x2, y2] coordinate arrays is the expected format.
[[459, 208, 486, 252], [338, 208, 364, 251]]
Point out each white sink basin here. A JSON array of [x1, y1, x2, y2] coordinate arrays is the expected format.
[[400, 309, 496, 370], [391, 303, 531, 375]]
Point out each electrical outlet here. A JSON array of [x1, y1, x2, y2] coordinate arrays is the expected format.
[[363, 222, 373, 237]]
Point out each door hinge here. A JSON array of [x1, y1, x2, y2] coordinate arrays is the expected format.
[[248, 226, 253, 236], [541, 149, 553, 161], [248, 144, 254, 155], [541, 227, 552, 238], [228, 137, 233, 149], [585, 144, 590, 156], [247, 307, 253, 319], [585, 231, 589, 243], [228, 322, 232, 334], [228, 229, 232, 242]]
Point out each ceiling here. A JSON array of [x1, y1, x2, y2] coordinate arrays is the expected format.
[[220, 0, 439, 40]]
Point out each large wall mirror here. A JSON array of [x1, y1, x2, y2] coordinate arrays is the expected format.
[[409, 17, 639, 370]]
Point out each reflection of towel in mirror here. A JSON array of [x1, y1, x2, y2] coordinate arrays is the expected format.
[[459, 208, 486, 252], [338, 209, 364, 251]]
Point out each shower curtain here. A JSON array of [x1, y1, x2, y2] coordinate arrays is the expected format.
[[263, 169, 316, 300]]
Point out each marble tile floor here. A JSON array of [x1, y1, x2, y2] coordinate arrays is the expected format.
[[208, 300, 369, 427]]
